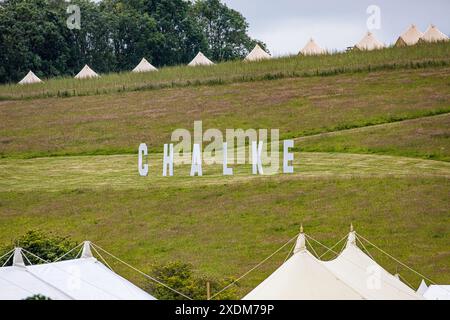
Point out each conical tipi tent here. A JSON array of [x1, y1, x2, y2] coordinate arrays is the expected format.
[[132, 58, 158, 73], [18, 71, 43, 85], [324, 229, 423, 300], [355, 32, 385, 51], [243, 232, 364, 300], [75, 65, 100, 79], [395, 25, 423, 47], [188, 52, 214, 67], [244, 44, 271, 62], [419, 24, 449, 43], [299, 38, 326, 56]]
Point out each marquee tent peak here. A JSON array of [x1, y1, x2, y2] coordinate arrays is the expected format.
[[188, 52, 214, 67], [81, 241, 93, 258], [293, 232, 306, 254], [416, 279, 428, 295], [13, 248, 25, 267]]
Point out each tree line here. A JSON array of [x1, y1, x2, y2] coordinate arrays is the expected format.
[[0, 0, 264, 83]]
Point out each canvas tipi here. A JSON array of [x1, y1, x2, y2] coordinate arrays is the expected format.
[[395, 25, 423, 46], [419, 24, 449, 43], [299, 38, 326, 56], [75, 65, 100, 79], [355, 32, 385, 51], [244, 44, 271, 62], [132, 58, 158, 73], [188, 52, 214, 67], [18, 71, 42, 85]]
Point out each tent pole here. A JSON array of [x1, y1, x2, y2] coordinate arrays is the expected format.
[[206, 281, 211, 300]]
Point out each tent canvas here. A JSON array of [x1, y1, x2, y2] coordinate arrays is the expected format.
[[0, 244, 156, 300], [188, 52, 214, 67], [75, 65, 100, 79], [395, 25, 423, 46], [355, 32, 385, 51], [244, 44, 271, 62], [419, 25, 449, 43], [243, 234, 364, 300], [423, 285, 450, 300], [18, 71, 42, 85], [416, 279, 428, 295], [133, 58, 158, 73], [324, 232, 422, 300], [299, 38, 326, 56]]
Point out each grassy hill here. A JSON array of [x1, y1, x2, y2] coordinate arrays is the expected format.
[[0, 43, 449, 299]]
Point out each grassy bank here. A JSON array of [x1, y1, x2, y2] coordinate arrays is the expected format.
[[1, 67, 449, 159], [0, 42, 449, 100]]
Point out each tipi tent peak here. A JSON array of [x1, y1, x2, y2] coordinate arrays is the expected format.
[[419, 24, 449, 43], [395, 24, 423, 46], [299, 38, 326, 56], [188, 52, 215, 67], [75, 64, 100, 79], [18, 71, 43, 85], [416, 279, 428, 295], [355, 32, 385, 51], [133, 58, 158, 73], [244, 44, 271, 62]]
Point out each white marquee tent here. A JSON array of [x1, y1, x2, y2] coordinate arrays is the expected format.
[[422, 285, 450, 300], [355, 32, 385, 51], [419, 24, 449, 43], [244, 228, 423, 300], [395, 25, 423, 46], [188, 52, 214, 67], [244, 44, 271, 62], [133, 58, 158, 73], [18, 71, 43, 85], [243, 232, 364, 300], [0, 242, 155, 300], [324, 231, 422, 300], [75, 65, 100, 79], [299, 38, 326, 56]]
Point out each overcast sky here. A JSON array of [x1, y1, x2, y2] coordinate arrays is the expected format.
[[222, 0, 450, 56]]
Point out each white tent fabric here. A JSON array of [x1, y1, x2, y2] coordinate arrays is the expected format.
[[395, 25, 423, 46], [75, 65, 100, 79], [244, 44, 271, 62], [416, 279, 428, 295], [18, 71, 42, 85], [243, 234, 364, 300], [188, 52, 214, 67], [423, 285, 450, 300], [420, 25, 449, 43], [355, 32, 385, 51], [132, 58, 158, 73], [300, 38, 326, 56], [324, 232, 422, 300], [0, 243, 156, 300]]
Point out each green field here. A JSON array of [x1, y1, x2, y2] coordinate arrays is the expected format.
[[0, 44, 449, 299]]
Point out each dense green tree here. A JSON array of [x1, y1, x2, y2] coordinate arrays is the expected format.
[[191, 0, 261, 61], [0, 0, 262, 83]]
